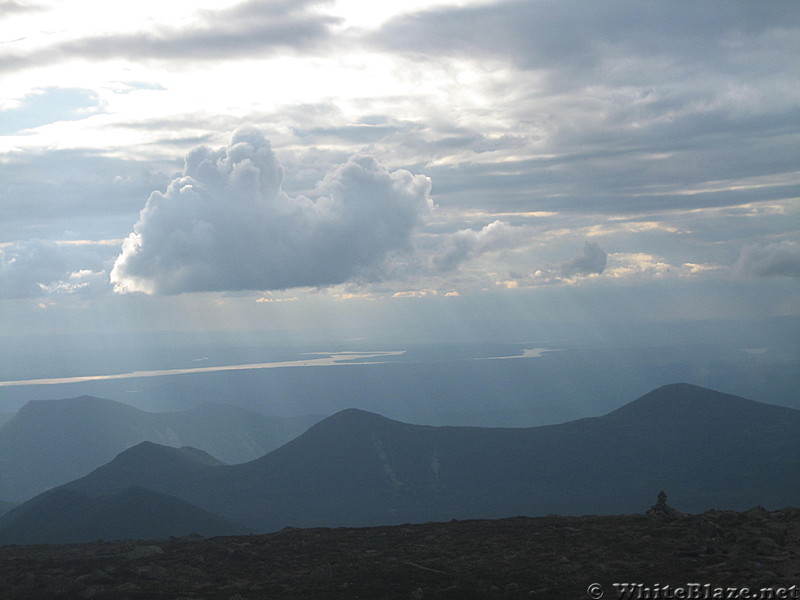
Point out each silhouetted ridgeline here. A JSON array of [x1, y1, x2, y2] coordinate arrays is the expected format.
[[0, 397, 320, 501], [1, 383, 798, 545]]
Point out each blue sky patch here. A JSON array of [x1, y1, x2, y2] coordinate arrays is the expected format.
[[0, 88, 102, 135]]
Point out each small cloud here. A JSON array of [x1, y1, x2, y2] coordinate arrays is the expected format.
[[392, 289, 437, 298], [497, 280, 519, 289], [331, 291, 380, 301], [682, 262, 720, 274], [38, 269, 107, 294], [0, 239, 112, 298], [256, 296, 299, 303], [433, 220, 531, 272], [605, 252, 671, 279], [733, 241, 800, 279], [561, 241, 607, 277]]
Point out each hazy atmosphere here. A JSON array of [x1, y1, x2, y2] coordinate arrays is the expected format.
[[2, 5, 800, 593], [1, 0, 798, 420]]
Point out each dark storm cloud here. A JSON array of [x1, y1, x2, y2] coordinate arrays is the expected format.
[[111, 126, 433, 294], [0, 0, 339, 71]]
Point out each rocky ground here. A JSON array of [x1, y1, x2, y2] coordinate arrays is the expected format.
[[1, 506, 798, 599]]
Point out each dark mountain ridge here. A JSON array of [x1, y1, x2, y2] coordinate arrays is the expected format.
[[0, 486, 249, 545], [2, 383, 799, 545], [61, 442, 227, 498], [605, 382, 800, 421], [0, 396, 319, 501]]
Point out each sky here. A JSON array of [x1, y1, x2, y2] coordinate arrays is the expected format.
[[0, 0, 798, 383]]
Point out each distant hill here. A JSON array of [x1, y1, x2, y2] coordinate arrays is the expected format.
[[2, 384, 799, 545], [57, 441, 227, 497], [0, 396, 320, 501]]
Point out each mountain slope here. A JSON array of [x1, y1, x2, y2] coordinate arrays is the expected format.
[[2, 384, 798, 544], [0, 501, 18, 518], [0, 486, 249, 545], [0, 443, 246, 544], [198, 383, 799, 528], [0, 396, 319, 501], [53, 441, 226, 498]]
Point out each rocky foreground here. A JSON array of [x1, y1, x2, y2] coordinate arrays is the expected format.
[[1, 506, 798, 600]]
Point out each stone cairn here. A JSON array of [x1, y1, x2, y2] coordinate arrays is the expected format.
[[647, 490, 684, 518]]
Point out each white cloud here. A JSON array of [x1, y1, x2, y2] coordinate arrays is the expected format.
[[392, 289, 437, 298], [38, 269, 108, 294], [255, 296, 298, 303], [432, 220, 531, 272], [111, 126, 433, 294], [605, 252, 673, 279]]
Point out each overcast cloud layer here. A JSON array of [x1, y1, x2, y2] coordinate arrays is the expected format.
[[0, 0, 797, 341], [0, 0, 339, 72]]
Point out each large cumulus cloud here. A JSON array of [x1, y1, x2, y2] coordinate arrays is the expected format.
[[110, 127, 433, 294]]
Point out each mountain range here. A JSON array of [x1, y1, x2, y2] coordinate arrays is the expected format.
[[1, 383, 798, 545], [0, 396, 320, 501]]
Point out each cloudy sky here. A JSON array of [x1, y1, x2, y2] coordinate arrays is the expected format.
[[1, 0, 798, 358]]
